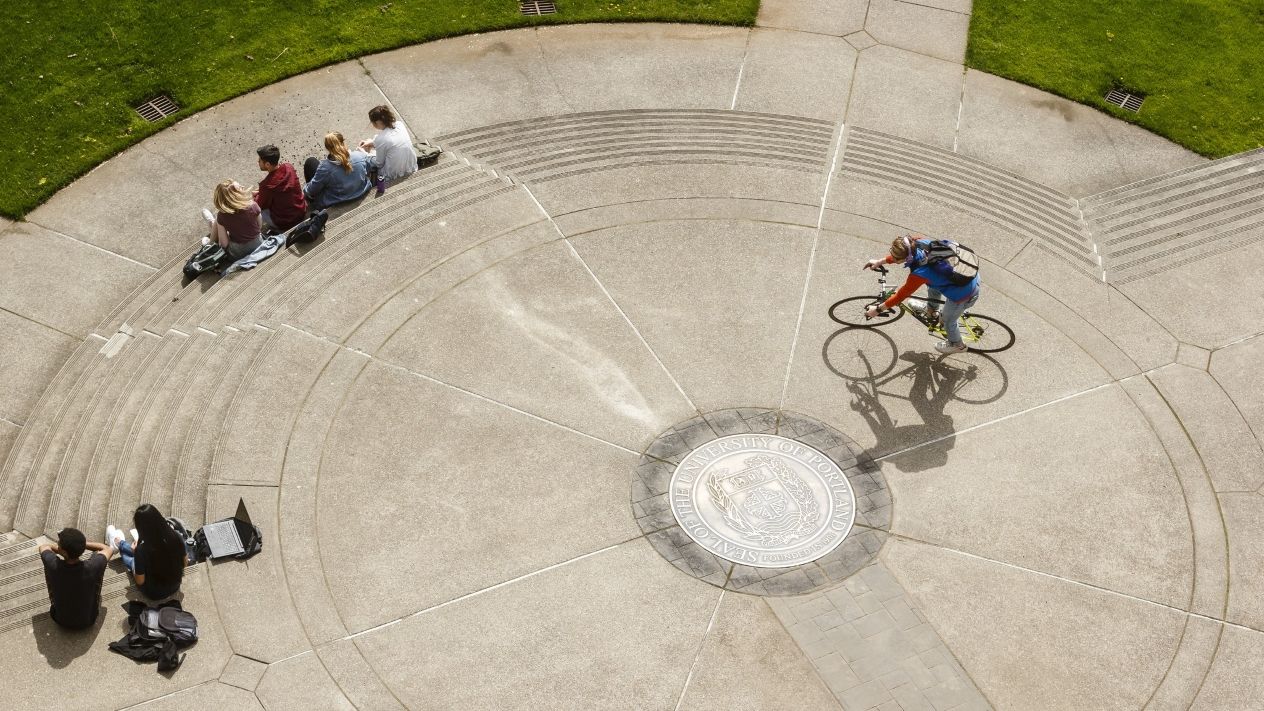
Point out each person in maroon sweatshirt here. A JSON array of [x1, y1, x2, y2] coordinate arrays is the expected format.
[[252, 145, 308, 233]]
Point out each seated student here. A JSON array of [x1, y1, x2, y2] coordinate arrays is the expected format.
[[252, 145, 307, 233], [39, 528, 115, 630], [206, 180, 263, 260], [107, 504, 187, 600], [303, 132, 372, 210], [358, 105, 417, 193]]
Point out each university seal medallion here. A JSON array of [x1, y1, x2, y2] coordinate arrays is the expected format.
[[669, 434, 856, 568]]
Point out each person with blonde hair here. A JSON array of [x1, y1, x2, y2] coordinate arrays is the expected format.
[[303, 132, 372, 210], [204, 179, 263, 260]]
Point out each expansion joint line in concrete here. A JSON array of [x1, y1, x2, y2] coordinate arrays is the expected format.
[[890, 530, 1264, 637], [17, 220, 159, 271], [778, 121, 850, 411], [275, 323, 641, 457], [951, 66, 967, 153], [519, 183, 700, 414], [673, 589, 726, 711], [729, 29, 753, 111]]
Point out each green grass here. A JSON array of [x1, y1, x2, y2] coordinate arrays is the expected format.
[[0, 1, 758, 219], [967, 0, 1264, 160]]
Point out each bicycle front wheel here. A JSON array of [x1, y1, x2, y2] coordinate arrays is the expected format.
[[959, 314, 1015, 353], [828, 296, 905, 328]]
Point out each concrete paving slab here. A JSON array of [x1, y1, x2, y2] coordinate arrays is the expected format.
[[733, 29, 856, 120], [843, 46, 963, 149], [865, 0, 970, 64], [0, 221, 155, 337], [0, 566, 230, 711], [220, 653, 268, 692], [206, 485, 310, 663], [130, 681, 264, 711], [141, 62, 386, 191], [884, 537, 1186, 711], [536, 24, 746, 112], [24, 146, 209, 269], [883, 384, 1193, 607], [678, 593, 840, 710], [320, 360, 640, 632], [0, 419, 18, 472], [1210, 335, 1264, 442], [255, 652, 355, 711], [957, 70, 1202, 196], [757, 0, 868, 37], [316, 638, 407, 711], [1148, 365, 1264, 492], [213, 328, 338, 486], [1189, 624, 1264, 710], [353, 540, 720, 711], [1115, 239, 1264, 349], [1219, 493, 1264, 631], [362, 30, 571, 140], [569, 219, 815, 410], [783, 230, 1111, 457], [911, 0, 972, 11], [1146, 614, 1222, 710], [377, 240, 695, 450], [1006, 243, 1177, 371], [0, 310, 78, 424]]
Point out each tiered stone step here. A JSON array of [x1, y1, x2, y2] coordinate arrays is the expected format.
[[435, 109, 836, 183], [1082, 147, 1264, 285], [839, 127, 1098, 275]]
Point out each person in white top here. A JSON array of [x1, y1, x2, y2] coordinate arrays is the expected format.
[[358, 105, 417, 192]]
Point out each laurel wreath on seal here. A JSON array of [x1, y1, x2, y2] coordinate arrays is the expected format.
[[706, 455, 821, 546]]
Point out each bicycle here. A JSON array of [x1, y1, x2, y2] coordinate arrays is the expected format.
[[827, 265, 1015, 353]]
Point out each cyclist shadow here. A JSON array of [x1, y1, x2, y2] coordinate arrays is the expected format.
[[845, 350, 1008, 472]]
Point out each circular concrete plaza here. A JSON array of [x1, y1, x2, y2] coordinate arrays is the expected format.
[[2, 3, 1264, 710]]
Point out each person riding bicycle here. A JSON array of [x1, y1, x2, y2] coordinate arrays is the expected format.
[[862, 234, 980, 354]]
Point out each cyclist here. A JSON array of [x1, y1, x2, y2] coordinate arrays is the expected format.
[[862, 234, 980, 354]]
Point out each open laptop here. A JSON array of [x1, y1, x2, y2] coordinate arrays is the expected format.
[[201, 498, 255, 559]]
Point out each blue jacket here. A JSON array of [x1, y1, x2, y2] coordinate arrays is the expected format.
[[305, 151, 372, 209], [907, 240, 979, 302]]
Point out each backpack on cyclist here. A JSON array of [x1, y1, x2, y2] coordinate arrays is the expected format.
[[925, 239, 979, 286]]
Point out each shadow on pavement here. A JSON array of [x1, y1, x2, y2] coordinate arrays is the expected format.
[[32, 609, 105, 669]]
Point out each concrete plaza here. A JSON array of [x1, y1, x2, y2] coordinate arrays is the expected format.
[[1, 1, 1262, 709]]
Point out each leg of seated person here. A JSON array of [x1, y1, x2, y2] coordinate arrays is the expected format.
[[303, 157, 319, 183], [260, 208, 276, 232], [118, 540, 136, 573], [212, 221, 230, 249]]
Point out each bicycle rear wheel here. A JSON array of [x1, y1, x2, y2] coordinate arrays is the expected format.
[[828, 296, 905, 327], [959, 313, 1015, 353]]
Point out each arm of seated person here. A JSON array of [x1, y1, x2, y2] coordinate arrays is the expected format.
[[304, 162, 329, 199], [85, 540, 116, 562], [132, 547, 146, 585]]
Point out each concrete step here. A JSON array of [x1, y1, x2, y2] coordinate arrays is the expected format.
[[1082, 147, 1264, 209], [1086, 167, 1264, 226], [10, 335, 155, 537], [77, 332, 191, 539], [0, 530, 24, 547], [95, 246, 200, 337], [37, 332, 165, 537], [0, 339, 104, 531]]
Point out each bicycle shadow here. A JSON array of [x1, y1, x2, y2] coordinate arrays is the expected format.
[[822, 328, 1010, 472]]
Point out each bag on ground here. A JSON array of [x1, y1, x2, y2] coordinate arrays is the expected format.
[[415, 142, 442, 168], [183, 242, 228, 279], [925, 239, 979, 286], [287, 209, 328, 245]]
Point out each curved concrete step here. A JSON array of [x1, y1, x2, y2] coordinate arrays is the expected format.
[[1081, 147, 1264, 283]]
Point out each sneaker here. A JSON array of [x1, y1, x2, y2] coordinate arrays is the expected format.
[[106, 525, 124, 548], [935, 340, 968, 354], [201, 208, 215, 224], [130, 528, 139, 545]]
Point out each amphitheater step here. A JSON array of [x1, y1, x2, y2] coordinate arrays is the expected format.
[[1081, 147, 1264, 283]]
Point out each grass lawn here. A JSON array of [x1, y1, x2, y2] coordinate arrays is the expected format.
[[968, 0, 1264, 160], [0, 1, 758, 218]]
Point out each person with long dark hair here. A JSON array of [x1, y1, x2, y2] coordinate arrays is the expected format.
[[107, 504, 186, 599]]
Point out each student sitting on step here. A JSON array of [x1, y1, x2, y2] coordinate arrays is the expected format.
[[39, 528, 115, 630], [206, 180, 264, 261], [358, 104, 417, 194], [303, 132, 372, 210], [107, 504, 186, 600], [253, 144, 308, 233]]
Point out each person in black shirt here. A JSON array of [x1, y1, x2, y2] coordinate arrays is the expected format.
[[39, 528, 115, 630]]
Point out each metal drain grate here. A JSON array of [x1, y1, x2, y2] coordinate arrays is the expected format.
[[519, 0, 556, 15], [1104, 89, 1144, 113], [134, 95, 180, 122]]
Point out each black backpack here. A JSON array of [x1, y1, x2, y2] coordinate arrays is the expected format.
[[139, 606, 198, 645], [925, 239, 979, 286], [183, 242, 228, 279], [287, 209, 328, 245]]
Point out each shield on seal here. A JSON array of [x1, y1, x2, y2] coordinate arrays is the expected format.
[[715, 457, 805, 535]]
